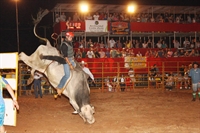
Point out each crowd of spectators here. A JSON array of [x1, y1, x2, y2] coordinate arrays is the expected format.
[[73, 37, 200, 59], [55, 11, 200, 23]]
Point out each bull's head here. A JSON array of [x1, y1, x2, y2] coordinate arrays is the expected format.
[[73, 104, 95, 124], [80, 105, 95, 124]]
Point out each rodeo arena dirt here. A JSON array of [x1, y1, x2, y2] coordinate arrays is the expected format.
[[6, 90, 200, 133]]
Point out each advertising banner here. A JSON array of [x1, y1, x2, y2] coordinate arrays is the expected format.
[[124, 57, 146, 68], [85, 20, 107, 32], [110, 21, 130, 35]]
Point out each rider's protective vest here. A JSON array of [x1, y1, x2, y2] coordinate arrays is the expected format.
[[61, 41, 74, 58]]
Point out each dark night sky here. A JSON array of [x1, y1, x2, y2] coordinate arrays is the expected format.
[[0, 0, 199, 55]]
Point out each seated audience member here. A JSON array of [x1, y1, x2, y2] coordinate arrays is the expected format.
[[81, 48, 87, 58], [99, 49, 106, 58], [136, 51, 142, 57], [99, 41, 105, 48], [167, 49, 173, 57], [184, 50, 190, 57], [105, 48, 110, 58], [86, 47, 95, 58], [116, 49, 122, 58], [110, 47, 117, 58], [195, 49, 200, 56], [94, 48, 100, 58], [178, 49, 185, 57], [145, 50, 150, 57], [121, 48, 127, 57], [196, 40, 200, 48], [156, 49, 164, 58], [75, 48, 82, 59], [189, 49, 196, 57], [173, 51, 179, 57]]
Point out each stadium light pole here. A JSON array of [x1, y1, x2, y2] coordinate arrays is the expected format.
[[79, 2, 89, 20], [127, 4, 136, 46], [79, 2, 89, 47], [14, 0, 20, 53]]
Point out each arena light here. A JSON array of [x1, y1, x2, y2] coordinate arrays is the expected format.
[[127, 5, 135, 13], [79, 2, 89, 13]]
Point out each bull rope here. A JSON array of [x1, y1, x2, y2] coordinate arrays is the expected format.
[[43, 61, 54, 73]]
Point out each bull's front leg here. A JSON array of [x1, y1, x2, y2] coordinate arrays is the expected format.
[[69, 100, 87, 123]]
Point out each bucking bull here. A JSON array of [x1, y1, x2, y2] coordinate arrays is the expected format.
[[18, 8, 95, 124]]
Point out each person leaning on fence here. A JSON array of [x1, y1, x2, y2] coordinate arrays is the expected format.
[[188, 62, 200, 101], [0, 75, 19, 133]]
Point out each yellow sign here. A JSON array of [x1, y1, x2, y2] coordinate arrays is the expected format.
[[124, 57, 146, 68]]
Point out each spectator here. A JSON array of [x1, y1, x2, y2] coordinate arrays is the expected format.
[[85, 13, 93, 20], [99, 48, 106, 58], [94, 48, 100, 58], [55, 14, 60, 23], [189, 49, 196, 57], [93, 12, 99, 20], [156, 40, 162, 48], [86, 47, 95, 58], [189, 62, 200, 101], [60, 12, 66, 22], [99, 41, 105, 48], [73, 12, 80, 21], [136, 51, 142, 57], [75, 48, 82, 59], [105, 48, 110, 58], [105, 76, 113, 92], [173, 40, 180, 48], [0, 75, 19, 133], [183, 38, 190, 49], [109, 38, 116, 48], [167, 48, 173, 57], [116, 49, 122, 58], [177, 73, 184, 89], [119, 75, 126, 92], [128, 68, 135, 82], [156, 49, 164, 58], [81, 48, 87, 58], [80, 61, 95, 82], [110, 47, 117, 58], [183, 73, 190, 89], [142, 40, 148, 48], [165, 73, 174, 91], [33, 71, 43, 98]]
